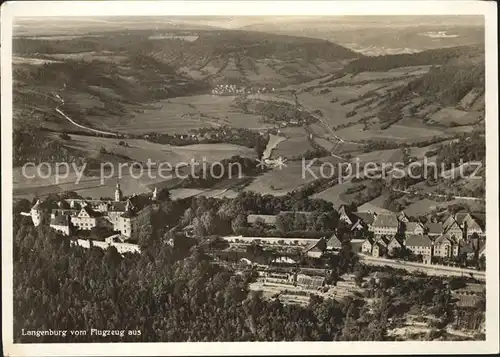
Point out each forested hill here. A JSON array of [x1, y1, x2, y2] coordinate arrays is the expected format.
[[342, 45, 484, 73]]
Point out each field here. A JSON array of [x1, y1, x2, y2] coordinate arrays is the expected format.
[[311, 180, 360, 208], [13, 134, 257, 200], [244, 162, 321, 195], [60, 133, 256, 164], [272, 127, 314, 159], [109, 95, 271, 134]]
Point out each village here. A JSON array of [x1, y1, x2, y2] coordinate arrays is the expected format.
[[21, 184, 486, 308]]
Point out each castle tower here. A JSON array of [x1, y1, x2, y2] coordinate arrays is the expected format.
[[115, 182, 123, 202], [31, 199, 42, 227]]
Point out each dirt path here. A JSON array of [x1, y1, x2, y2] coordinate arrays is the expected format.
[[54, 94, 118, 137]]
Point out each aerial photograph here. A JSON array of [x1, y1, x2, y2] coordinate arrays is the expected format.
[[10, 14, 487, 343]]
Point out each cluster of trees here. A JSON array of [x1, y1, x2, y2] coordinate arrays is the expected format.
[[12, 213, 373, 343], [436, 133, 485, 171], [246, 101, 318, 126], [343, 45, 481, 74], [145, 127, 269, 157], [13, 128, 78, 166]]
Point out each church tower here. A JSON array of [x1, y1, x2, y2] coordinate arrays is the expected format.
[[115, 182, 123, 202], [152, 187, 158, 201]]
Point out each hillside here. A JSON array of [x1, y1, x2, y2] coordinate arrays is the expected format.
[[13, 29, 361, 132]]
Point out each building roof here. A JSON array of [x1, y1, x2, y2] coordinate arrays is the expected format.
[[398, 211, 409, 221], [326, 233, 342, 249], [279, 210, 314, 216], [353, 211, 376, 225], [31, 200, 41, 210], [363, 237, 374, 245], [247, 214, 277, 225], [121, 211, 138, 219], [434, 234, 455, 245], [454, 212, 470, 225], [425, 222, 443, 235], [81, 206, 102, 218], [444, 220, 463, 235], [375, 236, 389, 247], [305, 239, 324, 253], [405, 222, 424, 233], [470, 213, 486, 230], [388, 236, 403, 247], [405, 234, 433, 247], [50, 215, 70, 226], [350, 219, 366, 231], [372, 213, 399, 228]]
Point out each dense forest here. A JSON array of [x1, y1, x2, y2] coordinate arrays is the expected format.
[[436, 132, 486, 170], [12, 208, 362, 343], [13, 186, 485, 343], [343, 45, 483, 73]]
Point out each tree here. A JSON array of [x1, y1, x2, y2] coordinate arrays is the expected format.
[[157, 188, 171, 201]]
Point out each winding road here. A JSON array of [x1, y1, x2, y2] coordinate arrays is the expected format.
[[54, 94, 118, 137]]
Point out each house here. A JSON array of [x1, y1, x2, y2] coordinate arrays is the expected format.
[[443, 212, 485, 239], [370, 213, 400, 237], [247, 214, 277, 227], [425, 222, 443, 237], [353, 211, 377, 226], [433, 234, 459, 258], [459, 241, 476, 260], [338, 205, 358, 225], [371, 236, 389, 258], [361, 237, 374, 254], [387, 236, 404, 256], [443, 220, 464, 241], [405, 234, 433, 258], [398, 211, 410, 223], [305, 238, 325, 259], [326, 233, 342, 252], [350, 219, 368, 234], [404, 222, 425, 236], [461, 213, 486, 238]]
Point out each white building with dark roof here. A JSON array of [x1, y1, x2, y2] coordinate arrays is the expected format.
[[370, 213, 400, 237]]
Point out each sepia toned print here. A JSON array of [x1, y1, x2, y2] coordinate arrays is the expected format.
[[2, 1, 498, 356]]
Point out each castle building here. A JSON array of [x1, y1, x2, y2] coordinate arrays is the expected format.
[[26, 187, 157, 240]]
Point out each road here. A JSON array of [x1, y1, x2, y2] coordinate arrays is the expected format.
[[391, 187, 485, 202], [358, 255, 485, 280], [54, 94, 118, 137]]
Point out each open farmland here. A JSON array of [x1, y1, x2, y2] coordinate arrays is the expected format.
[[244, 162, 322, 195], [311, 180, 360, 207], [272, 127, 314, 159], [59, 133, 256, 163], [109, 95, 272, 133]]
